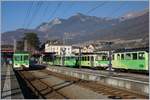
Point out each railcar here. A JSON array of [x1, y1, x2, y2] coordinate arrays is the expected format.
[[80, 54, 96, 67], [79, 52, 109, 69], [40, 53, 54, 65], [96, 52, 109, 69], [53, 55, 77, 67], [53, 56, 61, 66], [13, 52, 29, 70], [112, 49, 149, 72]]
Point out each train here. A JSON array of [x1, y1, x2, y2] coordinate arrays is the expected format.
[[13, 51, 30, 70], [112, 48, 149, 72], [12, 48, 149, 73], [42, 48, 149, 73]]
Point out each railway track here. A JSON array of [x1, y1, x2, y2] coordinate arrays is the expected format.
[[16, 69, 148, 99]]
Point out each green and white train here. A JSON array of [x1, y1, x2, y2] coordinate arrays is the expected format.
[[112, 49, 149, 71], [12, 48, 148, 73], [13, 52, 29, 70], [43, 48, 149, 73]]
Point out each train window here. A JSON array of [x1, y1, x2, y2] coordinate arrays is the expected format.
[[126, 53, 131, 60], [84, 56, 86, 61], [112, 55, 114, 60], [138, 52, 145, 60], [102, 56, 107, 61], [95, 56, 99, 60], [117, 54, 120, 60], [20, 56, 23, 61], [132, 53, 137, 60], [91, 56, 94, 61], [87, 56, 90, 61], [121, 54, 124, 60], [24, 56, 28, 61], [86, 56, 88, 61], [82, 57, 84, 61], [65, 57, 68, 60], [84, 57, 86, 61]]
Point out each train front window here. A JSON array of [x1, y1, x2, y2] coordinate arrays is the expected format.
[[138, 52, 145, 60], [14, 56, 20, 61], [132, 53, 137, 60]]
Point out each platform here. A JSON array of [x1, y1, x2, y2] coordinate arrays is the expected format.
[[1, 65, 24, 99], [46, 65, 149, 96]]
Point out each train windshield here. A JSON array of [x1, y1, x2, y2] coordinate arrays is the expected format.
[[14, 56, 20, 61]]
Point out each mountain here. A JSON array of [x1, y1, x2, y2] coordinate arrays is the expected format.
[[92, 10, 149, 40], [120, 9, 149, 21], [1, 9, 149, 48]]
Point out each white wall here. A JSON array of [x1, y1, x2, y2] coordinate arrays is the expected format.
[[45, 44, 72, 55]]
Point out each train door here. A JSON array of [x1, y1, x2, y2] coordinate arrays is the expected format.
[[90, 55, 94, 67]]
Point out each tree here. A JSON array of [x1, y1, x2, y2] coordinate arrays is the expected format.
[[23, 32, 40, 51], [16, 40, 24, 51]]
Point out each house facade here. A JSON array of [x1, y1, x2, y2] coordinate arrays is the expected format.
[[45, 44, 72, 56]]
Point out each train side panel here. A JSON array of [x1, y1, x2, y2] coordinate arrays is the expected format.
[[112, 51, 148, 71], [64, 57, 77, 67]]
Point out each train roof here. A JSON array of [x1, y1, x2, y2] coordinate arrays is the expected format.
[[74, 52, 108, 56], [14, 51, 29, 54], [113, 47, 149, 53]]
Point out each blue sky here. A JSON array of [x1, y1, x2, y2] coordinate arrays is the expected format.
[[1, 1, 149, 33]]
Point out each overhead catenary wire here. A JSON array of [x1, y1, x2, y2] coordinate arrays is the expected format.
[[62, 2, 75, 18], [39, 2, 50, 22], [26, 1, 43, 28], [86, 2, 106, 14], [47, 1, 62, 21], [24, 1, 35, 28], [22, 2, 33, 28], [106, 2, 125, 18]]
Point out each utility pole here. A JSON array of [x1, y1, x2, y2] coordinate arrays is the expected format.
[[24, 39, 27, 51], [78, 46, 82, 69], [106, 42, 113, 76], [61, 48, 66, 66], [13, 39, 16, 52], [109, 42, 113, 76]]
